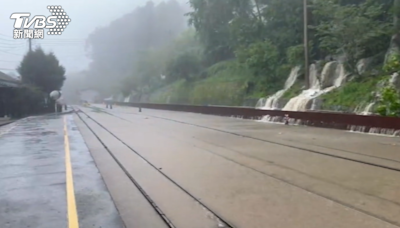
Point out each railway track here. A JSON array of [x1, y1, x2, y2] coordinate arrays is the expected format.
[[75, 106, 400, 227], [74, 107, 235, 228], [91, 106, 400, 172]]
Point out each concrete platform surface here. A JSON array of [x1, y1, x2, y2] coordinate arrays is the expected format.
[[73, 105, 400, 228], [0, 117, 13, 127], [2, 104, 400, 228], [0, 114, 124, 228]]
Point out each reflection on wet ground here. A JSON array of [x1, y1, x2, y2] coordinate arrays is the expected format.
[[0, 114, 124, 228], [0, 115, 67, 228]]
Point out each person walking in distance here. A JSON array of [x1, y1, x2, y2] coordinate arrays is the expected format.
[[284, 114, 289, 125], [107, 101, 113, 109], [138, 93, 142, 112], [105, 97, 113, 109]]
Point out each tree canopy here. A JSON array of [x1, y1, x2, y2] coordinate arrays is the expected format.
[[17, 47, 66, 94], [77, 0, 400, 106], [84, 0, 188, 96]]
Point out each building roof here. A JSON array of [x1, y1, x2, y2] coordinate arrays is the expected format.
[[0, 71, 20, 87]]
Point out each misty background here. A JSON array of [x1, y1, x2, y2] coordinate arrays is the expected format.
[[3, 0, 399, 116], [1, 0, 189, 100]]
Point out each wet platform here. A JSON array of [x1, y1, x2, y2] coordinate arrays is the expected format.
[[78, 104, 400, 228], [0, 114, 124, 228], [0, 117, 13, 127], [1, 105, 400, 228]]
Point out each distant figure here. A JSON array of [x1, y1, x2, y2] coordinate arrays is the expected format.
[[55, 96, 67, 112], [284, 114, 289, 125], [138, 94, 142, 112], [104, 97, 113, 109]]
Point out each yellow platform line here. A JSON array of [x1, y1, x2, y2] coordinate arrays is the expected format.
[[64, 116, 80, 228]]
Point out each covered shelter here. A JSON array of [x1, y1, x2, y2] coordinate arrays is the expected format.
[[0, 71, 21, 117]]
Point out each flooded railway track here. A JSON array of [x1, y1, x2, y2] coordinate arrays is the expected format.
[[74, 107, 235, 228], [76, 106, 400, 227], [92, 107, 400, 172]]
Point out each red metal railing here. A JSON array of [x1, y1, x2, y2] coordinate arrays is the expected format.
[[114, 102, 400, 132]]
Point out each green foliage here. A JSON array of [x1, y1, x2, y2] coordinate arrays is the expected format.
[[187, 0, 244, 63], [376, 86, 400, 116], [149, 79, 192, 104], [321, 75, 388, 110], [235, 40, 283, 94], [260, 0, 303, 57], [286, 45, 304, 66], [236, 40, 279, 73], [166, 51, 202, 82], [17, 47, 66, 94], [190, 80, 245, 106], [118, 28, 203, 97], [313, 0, 392, 74], [395, 0, 400, 30], [282, 80, 304, 99], [84, 0, 188, 95], [373, 52, 400, 116], [74, 0, 400, 107], [383, 53, 400, 73], [150, 60, 251, 105], [7, 85, 50, 118]]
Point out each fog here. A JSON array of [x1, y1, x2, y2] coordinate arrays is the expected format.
[[0, 0, 189, 102]]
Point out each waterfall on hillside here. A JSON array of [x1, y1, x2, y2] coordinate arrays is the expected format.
[[255, 98, 267, 108], [390, 72, 399, 86], [309, 64, 320, 89], [358, 102, 375, 115], [333, 63, 347, 87], [257, 66, 301, 110], [356, 72, 399, 115], [282, 64, 319, 111], [283, 61, 347, 111]]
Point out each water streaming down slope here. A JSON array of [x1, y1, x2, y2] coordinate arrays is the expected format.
[[282, 64, 319, 111], [349, 72, 400, 136], [389, 72, 399, 88], [356, 72, 399, 115], [255, 98, 267, 109], [283, 61, 347, 111], [258, 66, 301, 110], [358, 102, 375, 115]]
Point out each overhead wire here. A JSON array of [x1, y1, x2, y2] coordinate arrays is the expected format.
[[0, 35, 24, 68], [0, 67, 17, 71], [0, 35, 132, 60], [0, 40, 86, 57], [0, 59, 21, 63], [0, 35, 29, 57], [0, 43, 26, 48], [0, 34, 91, 72], [0, 50, 23, 56]]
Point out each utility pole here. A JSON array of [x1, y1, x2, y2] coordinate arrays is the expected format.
[[303, 0, 309, 89]]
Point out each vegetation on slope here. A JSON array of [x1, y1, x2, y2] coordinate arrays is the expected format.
[[78, 0, 400, 114], [149, 61, 251, 106], [321, 75, 389, 111], [321, 53, 400, 114], [282, 79, 305, 100]]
